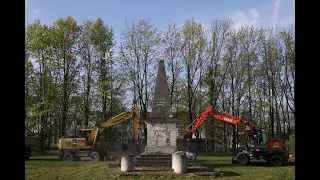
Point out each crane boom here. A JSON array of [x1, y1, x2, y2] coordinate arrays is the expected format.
[[99, 112, 135, 128], [184, 106, 213, 135], [88, 106, 140, 147], [184, 106, 257, 135]]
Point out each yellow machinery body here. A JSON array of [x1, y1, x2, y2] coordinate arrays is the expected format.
[[58, 106, 140, 161]]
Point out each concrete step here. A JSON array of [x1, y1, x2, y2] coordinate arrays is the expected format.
[[135, 161, 171, 165], [135, 157, 172, 161], [135, 163, 172, 167], [134, 153, 198, 167], [135, 162, 201, 167], [135, 158, 195, 162], [139, 154, 172, 158]]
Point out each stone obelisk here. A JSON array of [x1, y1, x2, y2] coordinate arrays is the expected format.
[[144, 60, 179, 155]]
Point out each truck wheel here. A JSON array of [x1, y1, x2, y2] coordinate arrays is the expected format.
[[270, 155, 283, 166], [63, 152, 74, 161], [237, 154, 249, 165], [90, 151, 100, 161]]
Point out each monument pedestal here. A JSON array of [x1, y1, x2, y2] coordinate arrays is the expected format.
[[144, 117, 179, 154]]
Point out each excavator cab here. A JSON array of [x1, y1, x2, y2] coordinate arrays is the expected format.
[[79, 129, 93, 140], [255, 130, 268, 149], [246, 129, 268, 149]]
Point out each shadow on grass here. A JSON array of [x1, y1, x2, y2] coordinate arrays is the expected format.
[[28, 158, 60, 161], [28, 159, 96, 162], [188, 167, 240, 177], [187, 168, 212, 173], [201, 161, 294, 168], [219, 171, 241, 177], [134, 169, 172, 172], [285, 162, 295, 166]]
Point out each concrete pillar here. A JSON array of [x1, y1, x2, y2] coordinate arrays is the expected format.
[[120, 154, 134, 172], [173, 151, 187, 174], [172, 152, 176, 169]]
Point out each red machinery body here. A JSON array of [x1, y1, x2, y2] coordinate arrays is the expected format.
[[183, 105, 288, 166], [267, 139, 283, 150], [184, 106, 257, 135]]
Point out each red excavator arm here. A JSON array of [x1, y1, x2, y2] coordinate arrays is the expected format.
[[184, 106, 257, 135]]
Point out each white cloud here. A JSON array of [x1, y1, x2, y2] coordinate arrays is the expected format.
[[230, 8, 260, 29], [250, 8, 259, 20], [229, 0, 293, 30], [273, 0, 281, 28]]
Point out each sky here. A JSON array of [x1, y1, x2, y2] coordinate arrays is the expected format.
[[25, 0, 295, 44]]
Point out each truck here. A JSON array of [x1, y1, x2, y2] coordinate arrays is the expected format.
[[57, 106, 140, 161], [184, 106, 289, 166]]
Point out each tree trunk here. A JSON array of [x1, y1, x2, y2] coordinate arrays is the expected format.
[[210, 86, 215, 153], [84, 52, 92, 127], [286, 102, 291, 139], [187, 64, 193, 140], [279, 95, 286, 138], [231, 78, 236, 156]]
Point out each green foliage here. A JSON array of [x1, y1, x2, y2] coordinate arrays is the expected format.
[[287, 133, 295, 155], [173, 110, 190, 136]]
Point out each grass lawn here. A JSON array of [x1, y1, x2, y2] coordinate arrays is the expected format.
[[25, 152, 294, 180]]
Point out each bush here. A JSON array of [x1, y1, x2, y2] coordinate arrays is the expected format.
[[287, 133, 295, 156]]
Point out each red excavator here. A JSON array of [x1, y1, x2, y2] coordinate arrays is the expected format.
[[184, 106, 289, 166]]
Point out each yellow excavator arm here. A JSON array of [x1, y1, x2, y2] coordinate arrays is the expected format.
[[88, 106, 141, 146], [99, 112, 135, 128]]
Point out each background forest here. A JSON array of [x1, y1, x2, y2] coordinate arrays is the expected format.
[[25, 16, 295, 154]]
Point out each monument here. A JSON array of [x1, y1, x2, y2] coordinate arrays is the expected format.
[[144, 60, 179, 154]]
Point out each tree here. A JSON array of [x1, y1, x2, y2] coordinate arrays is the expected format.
[[223, 27, 244, 155], [79, 19, 95, 127], [278, 27, 295, 137], [181, 18, 206, 140], [90, 18, 115, 122], [204, 18, 232, 152], [88, 18, 118, 141], [25, 19, 57, 153], [161, 24, 183, 112], [51, 16, 81, 136], [120, 19, 160, 141]]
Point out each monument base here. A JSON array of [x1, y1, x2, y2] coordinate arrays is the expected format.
[[144, 145, 177, 154]]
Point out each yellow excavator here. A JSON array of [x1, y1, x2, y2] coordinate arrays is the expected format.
[[57, 106, 140, 161]]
